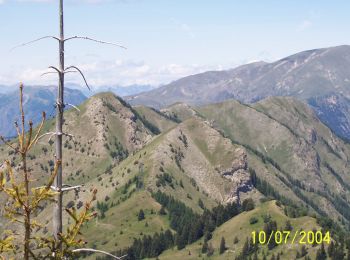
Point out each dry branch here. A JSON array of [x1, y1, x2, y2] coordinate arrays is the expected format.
[[10, 36, 59, 51], [64, 36, 126, 49]]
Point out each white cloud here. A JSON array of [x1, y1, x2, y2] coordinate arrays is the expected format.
[[0, 59, 224, 88], [297, 20, 312, 32], [171, 18, 195, 39]]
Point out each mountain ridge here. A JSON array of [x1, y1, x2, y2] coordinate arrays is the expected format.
[[127, 45, 350, 140]]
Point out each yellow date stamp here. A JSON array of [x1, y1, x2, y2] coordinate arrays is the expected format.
[[251, 230, 331, 245]]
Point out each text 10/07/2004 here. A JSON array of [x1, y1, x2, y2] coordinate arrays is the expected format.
[[251, 230, 331, 245]]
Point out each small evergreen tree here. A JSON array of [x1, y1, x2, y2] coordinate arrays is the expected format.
[[285, 220, 293, 231], [207, 242, 214, 256], [300, 245, 307, 257], [198, 198, 205, 209], [138, 209, 145, 221], [180, 179, 184, 188], [159, 205, 166, 215], [219, 237, 226, 254], [242, 198, 255, 211], [201, 240, 208, 253]]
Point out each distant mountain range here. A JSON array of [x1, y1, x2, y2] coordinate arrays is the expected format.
[[0, 83, 156, 97], [89, 84, 156, 97], [0, 86, 86, 137], [0, 84, 157, 138], [127, 45, 350, 140]]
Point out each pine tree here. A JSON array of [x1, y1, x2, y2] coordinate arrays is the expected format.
[[242, 198, 255, 211], [198, 198, 205, 209], [138, 209, 145, 221], [328, 241, 335, 257], [219, 237, 226, 254], [202, 240, 208, 253], [316, 243, 327, 260], [285, 220, 293, 231], [159, 205, 166, 215], [207, 242, 214, 256], [300, 245, 308, 257], [242, 238, 249, 256]]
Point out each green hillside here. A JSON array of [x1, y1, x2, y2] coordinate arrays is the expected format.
[[158, 200, 322, 260], [1, 93, 349, 259], [197, 97, 350, 227]]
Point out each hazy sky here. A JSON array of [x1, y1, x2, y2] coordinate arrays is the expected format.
[[1, 0, 350, 89]]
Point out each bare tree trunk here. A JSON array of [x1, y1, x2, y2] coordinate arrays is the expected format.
[[53, 0, 64, 249], [23, 154, 30, 260]]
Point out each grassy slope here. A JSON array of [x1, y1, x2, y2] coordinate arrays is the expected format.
[[197, 97, 350, 225], [74, 114, 260, 255], [0, 92, 170, 236], [1, 94, 347, 258], [158, 201, 322, 260], [160, 102, 198, 122], [134, 106, 177, 132]]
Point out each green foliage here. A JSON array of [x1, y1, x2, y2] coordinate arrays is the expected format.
[[201, 239, 208, 253], [249, 167, 309, 218], [264, 219, 278, 250], [138, 209, 145, 221], [242, 198, 255, 211], [109, 137, 129, 162], [219, 236, 226, 254], [158, 205, 166, 215], [198, 198, 205, 209], [249, 217, 259, 225], [155, 172, 173, 188], [151, 191, 240, 254], [97, 201, 109, 219], [150, 107, 181, 123], [0, 85, 97, 259], [114, 95, 161, 135], [285, 220, 293, 231], [235, 237, 258, 259], [94, 191, 241, 259]]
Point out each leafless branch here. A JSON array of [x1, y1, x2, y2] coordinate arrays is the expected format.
[[64, 66, 91, 91], [62, 132, 75, 139], [48, 66, 62, 74], [64, 70, 78, 74], [72, 248, 126, 259], [64, 36, 126, 49], [50, 185, 82, 192], [61, 185, 82, 192], [35, 132, 56, 144], [10, 36, 60, 51], [42, 70, 77, 77], [41, 71, 58, 77], [66, 103, 81, 112]]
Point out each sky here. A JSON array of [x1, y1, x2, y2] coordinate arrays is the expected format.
[[1, 0, 350, 90]]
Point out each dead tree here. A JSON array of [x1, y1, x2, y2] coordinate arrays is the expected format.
[[12, 0, 125, 257]]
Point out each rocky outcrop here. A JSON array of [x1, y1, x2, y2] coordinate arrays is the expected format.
[[220, 148, 253, 204]]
